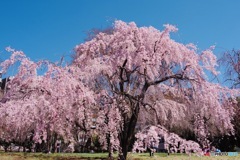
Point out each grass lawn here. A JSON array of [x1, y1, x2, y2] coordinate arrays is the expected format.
[[0, 152, 239, 160], [128, 153, 240, 160], [0, 152, 110, 160]]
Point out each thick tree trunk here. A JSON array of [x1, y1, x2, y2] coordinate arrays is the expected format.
[[119, 104, 140, 160], [117, 59, 149, 160]]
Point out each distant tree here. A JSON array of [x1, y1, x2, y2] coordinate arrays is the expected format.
[[219, 50, 240, 150], [0, 48, 95, 152], [220, 49, 240, 88], [73, 21, 237, 160], [233, 97, 240, 149], [213, 97, 240, 151], [133, 125, 202, 154]]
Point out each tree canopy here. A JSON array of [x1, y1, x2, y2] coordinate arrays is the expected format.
[[73, 21, 238, 159]]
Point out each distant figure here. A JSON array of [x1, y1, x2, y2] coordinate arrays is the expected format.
[[203, 147, 210, 156], [216, 148, 221, 153], [148, 141, 156, 156], [56, 140, 61, 153]]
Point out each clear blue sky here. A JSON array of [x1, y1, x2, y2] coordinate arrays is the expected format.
[[1, 0, 240, 63]]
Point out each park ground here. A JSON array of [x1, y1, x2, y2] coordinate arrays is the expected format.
[[0, 152, 240, 160]]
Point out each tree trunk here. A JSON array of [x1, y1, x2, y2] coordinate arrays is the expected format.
[[4, 145, 8, 152], [118, 104, 140, 160], [107, 133, 113, 160], [108, 149, 113, 160]]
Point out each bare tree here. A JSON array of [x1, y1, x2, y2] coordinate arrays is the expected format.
[[219, 49, 240, 88]]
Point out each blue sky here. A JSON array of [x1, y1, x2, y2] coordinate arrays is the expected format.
[[1, 0, 240, 64]]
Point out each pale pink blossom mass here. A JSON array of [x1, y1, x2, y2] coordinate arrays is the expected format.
[[0, 21, 238, 159]]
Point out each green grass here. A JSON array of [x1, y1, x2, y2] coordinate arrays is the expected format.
[[0, 152, 239, 160], [128, 153, 240, 160], [0, 152, 111, 160]]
